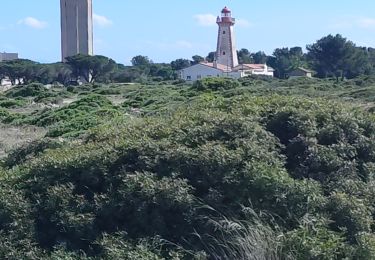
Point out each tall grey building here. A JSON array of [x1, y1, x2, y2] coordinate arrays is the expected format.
[[60, 0, 93, 61], [0, 52, 18, 62]]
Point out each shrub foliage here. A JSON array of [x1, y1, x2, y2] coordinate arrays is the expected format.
[[0, 79, 375, 258]]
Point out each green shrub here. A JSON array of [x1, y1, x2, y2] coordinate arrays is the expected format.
[[283, 221, 353, 259], [93, 88, 122, 95], [66, 86, 75, 92], [97, 233, 165, 260], [4, 138, 64, 168], [0, 90, 374, 258], [22, 94, 124, 137], [33, 94, 115, 127], [0, 99, 27, 108], [192, 77, 240, 91], [33, 90, 70, 104], [5, 83, 47, 98]]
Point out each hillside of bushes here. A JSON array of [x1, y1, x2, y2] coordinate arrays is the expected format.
[[0, 77, 375, 259]]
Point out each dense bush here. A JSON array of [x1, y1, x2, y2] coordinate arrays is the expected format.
[[1, 76, 375, 258], [121, 85, 188, 114], [33, 91, 69, 105], [0, 94, 372, 258], [192, 77, 240, 91], [93, 87, 122, 95], [3, 138, 64, 168], [28, 94, 123, 137], [5, 83, 47, 98], [0, 99, 27, 108]]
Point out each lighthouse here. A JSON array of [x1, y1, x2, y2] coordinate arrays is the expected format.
[[178, 7, 274, 81], [215, 7, 239, 69]]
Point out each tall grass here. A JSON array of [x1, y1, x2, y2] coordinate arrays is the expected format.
[[197, 207, 292, 260]]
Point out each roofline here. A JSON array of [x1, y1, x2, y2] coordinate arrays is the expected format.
[[179, 63, 226, 72]]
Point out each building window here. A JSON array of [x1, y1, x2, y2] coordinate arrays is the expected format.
[[197, 75, 202, 79], [223, 51, 226, 55], [223, 31, 226, 34], [186, 76, 191, 80]]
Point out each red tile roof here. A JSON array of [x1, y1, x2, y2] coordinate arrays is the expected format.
[[200, 62, 231, 72]]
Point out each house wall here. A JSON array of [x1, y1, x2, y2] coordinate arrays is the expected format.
[[252, 69, 274, 77], [233, 65, 274, 77], [289, 70, 312, 78], [179, 64, 223, 81]]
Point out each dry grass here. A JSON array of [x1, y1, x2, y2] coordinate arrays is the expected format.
[[195, 207, 292, 260], [0, 123, 47, 158]]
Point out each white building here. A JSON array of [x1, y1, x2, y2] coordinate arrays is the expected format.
[[60, 0, 93, 61], [232, 64, 274, 77], [179, 62, 274, 81], [0, 52, 18, 62], [179, 7, 274, 82], [179, 63, 228, 81]]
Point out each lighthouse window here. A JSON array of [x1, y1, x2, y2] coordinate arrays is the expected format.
[[223, 51, 226, 55], [223, 31, 226, 34]]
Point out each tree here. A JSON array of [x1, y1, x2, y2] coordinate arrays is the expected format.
[[306, 34, 368, 80], [344, 47, 372, 78], [170, 59, 191, 70], [148, 63, 175, 80], [66, 54, 117, 83], [237, 48, 253, 64], [252, 51, 268, 64], [0, 59, 38, 85], [192, 55, 205, 65], [112, 66, 142, 83], [131, 55, 152, 66], [52, 63, 73, 85], [0, 64, 6, 83], [206, 52, 216, 62], [268, 47, 306, 78], [367, 47, 375, 69]]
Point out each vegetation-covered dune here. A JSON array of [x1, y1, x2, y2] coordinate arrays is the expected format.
[[0, 77, 374, 259]]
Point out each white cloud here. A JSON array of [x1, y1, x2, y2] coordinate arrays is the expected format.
[[358, 18, 375, 29], [18, 17, 47, 29], [93, 13, 113, 27], [236, 19, 252, 28], [329, 21, 353, 30], [194, 14, 217, 26], [329, 17, 375, 30], [175, 40, 193, 49], [143, 40, 195, 51]]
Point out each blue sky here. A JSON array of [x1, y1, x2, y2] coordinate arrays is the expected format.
[[1, 0, 375, 64]]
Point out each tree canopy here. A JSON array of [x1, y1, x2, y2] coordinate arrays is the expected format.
[[307, 34, 371, 80], [66, 54, 117, 83], [131, 55, 152, 66], [3, 33, 375, 86]]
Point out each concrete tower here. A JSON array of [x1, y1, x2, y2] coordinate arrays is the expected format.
[[60, 0, 93, 61], [215, 7, 238, 69]]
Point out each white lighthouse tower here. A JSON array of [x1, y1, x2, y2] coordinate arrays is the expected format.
[[215, 7, 239, 69]]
